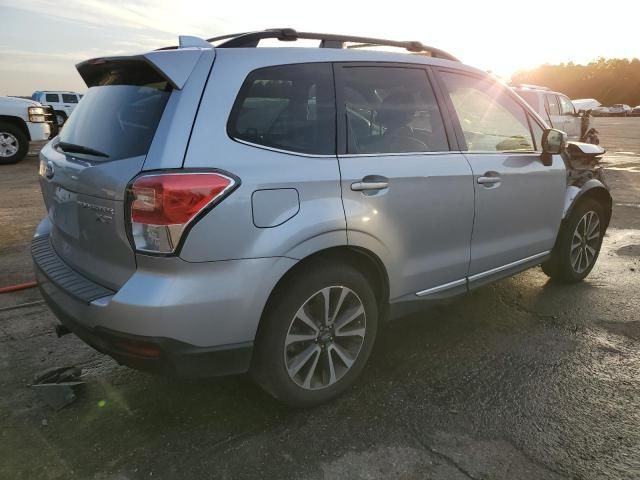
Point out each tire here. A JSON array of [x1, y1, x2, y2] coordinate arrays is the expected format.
[[542, 197, 606, 283], [0, 122, 28, 165], [54, 112, 67, 127], [251, 260, 378, 407]]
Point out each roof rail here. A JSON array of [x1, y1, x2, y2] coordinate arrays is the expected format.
[[204, 28, 459, 61]]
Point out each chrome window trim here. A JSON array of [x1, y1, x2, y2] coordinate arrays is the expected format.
[[463, 150, 542, 155], [468, 251, 550, 282], [231, 137, 336, 158], [416, 278, 466, 297], [341, 151, 457, 158]]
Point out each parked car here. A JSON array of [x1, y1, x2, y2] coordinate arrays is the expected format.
[[512, 84, 598, 143], [0, 96, 55, 164], [33, 29, 612, 407], [572, 98, 601, 112], [608, 104, 632, 116], [630, 106, 640, 116], [591, 106, 611, 117], [31, 91, 83, 126]]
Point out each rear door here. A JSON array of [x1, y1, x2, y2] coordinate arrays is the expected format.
[[61, 93, 79, 117], [436, 70, 566, 284], [336, 64, 475, 300]]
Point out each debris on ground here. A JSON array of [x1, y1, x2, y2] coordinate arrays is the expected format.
[[31, 366, 84, 410]]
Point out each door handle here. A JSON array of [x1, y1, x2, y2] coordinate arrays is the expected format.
[[351, 175, 389, 192], [477, 176, 501, 185], [477, 172, 502, 186]]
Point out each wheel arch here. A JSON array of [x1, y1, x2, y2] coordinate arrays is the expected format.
[[260, 246, 390, 331], [563, 180, 612, 229], [0, 115, 30, 141]]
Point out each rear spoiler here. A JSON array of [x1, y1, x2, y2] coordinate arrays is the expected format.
[[76, 42, 212, 90]]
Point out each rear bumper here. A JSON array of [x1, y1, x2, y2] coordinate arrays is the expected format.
[[32, 223, 297, 377], [40, 285, 253, 377]]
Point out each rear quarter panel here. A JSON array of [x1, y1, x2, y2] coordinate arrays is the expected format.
[[180, 50, 346, 262]]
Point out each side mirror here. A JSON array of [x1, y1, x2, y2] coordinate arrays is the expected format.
[[541, 128, 567, 166]]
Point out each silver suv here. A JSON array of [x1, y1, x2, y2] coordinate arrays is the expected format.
[[33, 29, 612, 407]]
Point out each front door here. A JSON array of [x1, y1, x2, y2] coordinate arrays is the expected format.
[[436, 70, 566, 282], [335, 64, 475, 300]]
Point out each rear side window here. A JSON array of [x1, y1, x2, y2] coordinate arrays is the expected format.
[[545, 94, 560, 116], [62, 94, 78, 103], [45, 93, 59, 103], [58, 61, 171, 161], [228, 63, 336, 155], [341, 66, 448, 154], [440, 72, 535, 152]]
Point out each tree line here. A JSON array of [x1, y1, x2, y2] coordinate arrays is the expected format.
[[512, 58, 640, 107]]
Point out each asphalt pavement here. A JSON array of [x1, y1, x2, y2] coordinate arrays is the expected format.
[[0, 118, 638, 479]]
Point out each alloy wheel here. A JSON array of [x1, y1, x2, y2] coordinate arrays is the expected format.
[[284, 286, 366, 390], [570, 210, 600, 273], [0, 132, 18, 158]]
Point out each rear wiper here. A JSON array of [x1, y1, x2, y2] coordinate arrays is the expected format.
[[57, 141, 109, 158]]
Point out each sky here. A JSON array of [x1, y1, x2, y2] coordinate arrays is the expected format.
[[0, 0, 638, 96]]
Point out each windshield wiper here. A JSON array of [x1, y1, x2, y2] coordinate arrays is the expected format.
[[57, 141, 109, 158]]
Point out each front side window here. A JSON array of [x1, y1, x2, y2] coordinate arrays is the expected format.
[[440, 72, 535, 152], [341, 66, 448, 154], [45, 93, 59, 103], [228, 63, 335, 155], [62, 94, 79, 103], [559, 95, 574, 116]]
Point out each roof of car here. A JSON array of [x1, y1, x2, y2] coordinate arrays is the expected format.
[[213, 45, 476, 72]]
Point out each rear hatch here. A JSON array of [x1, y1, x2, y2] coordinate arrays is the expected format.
[[38, 53, 203, 290]]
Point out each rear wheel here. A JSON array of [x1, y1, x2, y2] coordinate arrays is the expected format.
[[542, 198, 606, 283], [0, 123, 28, 165], [252, 261, 378, 407]]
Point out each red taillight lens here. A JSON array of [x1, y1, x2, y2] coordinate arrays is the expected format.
[[131, 173, 232, 225], [129, 172, 235, 254]]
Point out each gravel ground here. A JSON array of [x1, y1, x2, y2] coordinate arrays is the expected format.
[[0, 118, 638, 479]]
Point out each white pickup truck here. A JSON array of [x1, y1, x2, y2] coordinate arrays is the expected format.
[[0, 96, 56, 164]]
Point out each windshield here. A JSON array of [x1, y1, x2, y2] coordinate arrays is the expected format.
[[58, 83, 170, 161]]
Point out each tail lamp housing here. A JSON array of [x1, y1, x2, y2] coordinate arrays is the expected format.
[[127, 171, 237, 254]]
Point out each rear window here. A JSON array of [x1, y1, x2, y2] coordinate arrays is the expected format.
[[45, 93, 59, 103], [62, 94, 78, 103], [228, 63, 336, 155], [58, 62, 171, 161]]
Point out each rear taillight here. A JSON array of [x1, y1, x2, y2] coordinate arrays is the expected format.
[[128, 172, 236, 254]]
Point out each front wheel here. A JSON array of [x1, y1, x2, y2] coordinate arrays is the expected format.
[[542, 198, 606, 283], [55, 112, 67, 127], [0, 123, 28, 165], [252, 261, 378, 407]]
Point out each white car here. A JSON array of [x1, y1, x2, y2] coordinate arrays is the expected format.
[[31, 91, 83, 126], [607, 104, 632, 116], [512, 85, 584, 141], [631, 106, 640, 116], [0, 96, 55, 164]]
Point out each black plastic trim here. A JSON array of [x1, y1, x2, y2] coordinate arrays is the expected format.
[[32, 235, 114, 304]]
